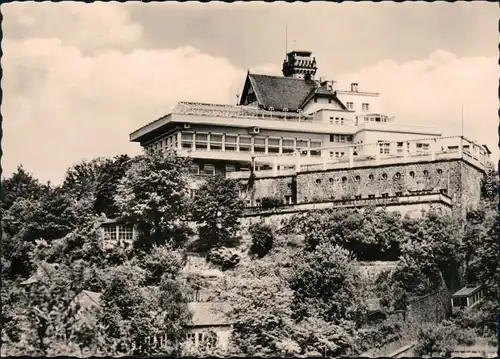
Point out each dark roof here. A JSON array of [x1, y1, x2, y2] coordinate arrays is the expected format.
[[299, 87, 348, 110], [452, 284, 483, 297], [242, 73, 318, 112]]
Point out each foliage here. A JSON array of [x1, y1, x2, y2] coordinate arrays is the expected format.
[[260, 196, 283, 209], [288, 207, 403, 261], [6, 261, 101, 355], [207, 247, 240, 271], [191, 175, 245, 251], [249, 222, 275, 258], [114, 151, 192, 252], [288, 243, 367, 326], [138, 245, 186, 285], [413, 321, 476, 357], [1, 165, 47, 211], [63, 155, 132, 218]]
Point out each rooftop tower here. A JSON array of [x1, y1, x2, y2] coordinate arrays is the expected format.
[[282, 51, 317, 80]]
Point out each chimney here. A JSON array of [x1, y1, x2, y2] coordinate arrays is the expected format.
[[351, 82, 359, 92]]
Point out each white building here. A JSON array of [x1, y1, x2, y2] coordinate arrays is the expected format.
[[130, 50, 488, 179]]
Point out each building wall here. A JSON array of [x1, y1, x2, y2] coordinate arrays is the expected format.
[[185, 326, 232, 350], [245, 159, 484, 218], [336, 91, 381, 115]]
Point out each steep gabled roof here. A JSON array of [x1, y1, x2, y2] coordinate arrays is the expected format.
[[299, 86, 349, 111], [240, 73, 318, 112]]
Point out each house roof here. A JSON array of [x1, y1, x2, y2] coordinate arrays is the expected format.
[[241, 73, 318, 112], [299, 86, 348, 110], [20, 262, 60, 285], [452, 284, 483, 297], [77, 290, 101, 311], [187, 302, 231, 327]]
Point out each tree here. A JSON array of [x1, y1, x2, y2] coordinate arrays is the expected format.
[[114, 151, 192, 252], [249, 222, 275, 258], [8, 260, 100, 355], [288, 243, 367, 326], [63, 155, 132, 218], [1, 165, 47, 211], [191, 175, 245, 251], [139, 245, 186, 285]]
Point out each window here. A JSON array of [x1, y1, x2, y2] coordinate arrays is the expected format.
[[355, 175, 361, 182], [342, 176, 347, 183], [368, 194, 375, 199], [381, 193, 389, 198], [346, 135, 353, 142], [382, 173, 388, 180], [437, 169, 443, 175], [329, 178, 334, 183], [395, 172, 402, 179], [186, 333, 196, 344], [282, 139, 294, 153], [201, 163, 215, 176], [195, 133, 208, 150], [346, 102, 353, 110], [395, 192, 403, 196], [329, 135, 335, 142], [340, 118, 345, 125], [423, 170, 429, 177], [239, 136, 251, 152], [225, 164, 236, 173], [181, 132, 193, 150], [310, 141, 322, 156], [329, 151, 335, 158], [189, 163, 200, 175], [362, 103, 370, 112], [369, 174, 374, 181], [340, 152, 345, 156], [354, 195, 362, 200], [316, 179, 321, 184], [340, 135, 346, 143], [329, 117, 335, 125], [296, 139, 308, 155], [397, 142, 404, 154], [117, 225, 133, 240], [416, 143, 430, 155], [410, 171, 415, 178], [103, 225, 117, 240], [223, 135, 237, 152], [452, 297, 468, 307], [210, 134, 223, 151], [268, 138, 280, 153], [254, 137, 266, 153], [378, 141, 390, 155], [285, 195, 293, 204]]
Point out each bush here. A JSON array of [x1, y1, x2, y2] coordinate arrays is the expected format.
[[207, 247, 240, 271], [260, 197, 283, 209], [249, 223, 274, 258]]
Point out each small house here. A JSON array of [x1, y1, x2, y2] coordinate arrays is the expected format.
[[451, 284, 484, 313], [100, 218, 136, 249]]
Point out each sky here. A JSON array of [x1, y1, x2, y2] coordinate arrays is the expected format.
[[2, 2, 498, 184]]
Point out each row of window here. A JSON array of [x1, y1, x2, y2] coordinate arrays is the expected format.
[[313, 169, 444, 185], [148, 132, 325, 156], [329, 134, 353, 143], [345, 102, 370, 112], [452, 291, 483, 308], [148, 332, 217, 349], [103, 225, 134, 241], [378, 141, 430, 155]]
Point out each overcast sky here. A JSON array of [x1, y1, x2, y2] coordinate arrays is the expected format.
[[2, 2, 498, 183]]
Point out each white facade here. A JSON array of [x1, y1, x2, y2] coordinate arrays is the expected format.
[[336, 82, 381, 117]]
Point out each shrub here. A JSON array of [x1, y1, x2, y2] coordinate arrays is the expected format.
[[260, 196, 283, 209], [249, 222, 274, 258], [207, 247, 240, 271]]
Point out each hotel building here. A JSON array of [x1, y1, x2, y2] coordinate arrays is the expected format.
[[129, 50, 490, 217]]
